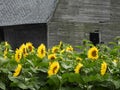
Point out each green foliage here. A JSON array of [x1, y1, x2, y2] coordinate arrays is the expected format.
[[0, 39, 120, 90]]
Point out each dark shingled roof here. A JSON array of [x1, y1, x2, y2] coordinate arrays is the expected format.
[[0, 0, 58, 26]]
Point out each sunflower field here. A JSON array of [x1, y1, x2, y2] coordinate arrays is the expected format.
[[0, 39, 120, 90]]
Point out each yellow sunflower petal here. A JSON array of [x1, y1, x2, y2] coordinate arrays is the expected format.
[[88, 47, 98, 60], [19, 44, 28, 57], [48, 54, 57, 60], [48, 61, 60, 77], [26, 42, 34, 53], [74, 63, 83, 74], [52, 46, 59, 53], [15, 49, 22, 62], [100, 61, 107, 76], [66, 45, 73, 52], [13, 64, 22, 77], [37, 44, 46, 59]]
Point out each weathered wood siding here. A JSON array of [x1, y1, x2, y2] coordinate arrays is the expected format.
[[50, 0, 110, 23], [48, 0, 120, 48]]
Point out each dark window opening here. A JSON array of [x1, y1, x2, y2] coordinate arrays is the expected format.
[[3, 23, 47, 50], [89, 31, 100, 45]]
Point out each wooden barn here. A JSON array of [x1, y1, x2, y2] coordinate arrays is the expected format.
[[0, 0, 120, 49], [48, 0, 120, 47], [0, 0, 58, 49]]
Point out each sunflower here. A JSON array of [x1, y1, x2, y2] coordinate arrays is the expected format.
[[66, 45, 73, 52], [100, 61, 107, 76], [37, 44, 46, 59], [13, 64, 22, 77], [26, 42, 34, 53], [88, 47, 98, 60], [15, 49, 22, 62], [3, 42, 9, 59], [74, 63, 83, 74], [19, 44, 28, 57], [3, 48, 8, 59], [48, 54, 56, 60], [5, 41, 9, 46], [52, 46, 59, 53], [76, 57, 82, 61], [48, 61, 60, 77]]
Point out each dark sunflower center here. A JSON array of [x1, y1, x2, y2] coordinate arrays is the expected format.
[[28, 46, 32, 52], [54, 49, 58, 53], [41, 49, 44, 54], [23, 48, 26, 54], [53, 66, 57, 73], [50, 56, 55, 60], [18, 53, 21, 59], [92, 50, 97, 57]]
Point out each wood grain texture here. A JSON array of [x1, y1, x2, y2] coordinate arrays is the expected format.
[[48, 0, 120, 49]]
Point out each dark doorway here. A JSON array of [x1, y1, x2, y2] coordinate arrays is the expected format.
[[3, 23, 47, 50], [0, 28, 5, 42]]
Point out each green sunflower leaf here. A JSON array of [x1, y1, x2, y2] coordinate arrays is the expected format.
[[0, 81, 5, 90]]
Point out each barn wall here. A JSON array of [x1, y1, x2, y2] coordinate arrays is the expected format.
[[3, 24, 47, 50], [48, 0, 120, 48]]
